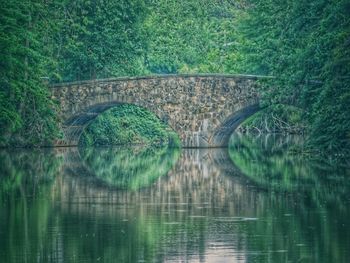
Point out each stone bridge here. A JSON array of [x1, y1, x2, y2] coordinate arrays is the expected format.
[[50, 74, 265, 147]]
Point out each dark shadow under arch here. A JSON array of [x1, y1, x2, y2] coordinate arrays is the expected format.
[[209, 104, 260, 147]]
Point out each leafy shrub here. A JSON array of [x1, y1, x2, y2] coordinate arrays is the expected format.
[[80, 104, 181, 147]]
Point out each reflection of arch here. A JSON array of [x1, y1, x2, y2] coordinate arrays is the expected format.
[[62, 146, 180, 190], [54, 147, 260, 262], [51, 74, 263, 147], [59, 147, 252, 206]]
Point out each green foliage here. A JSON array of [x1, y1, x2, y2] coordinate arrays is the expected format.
[[233, 0, 350, 154], [239, 104, 306, 134], [144, 0, 241, 74], [0, 0, 148, 146], [56, 0, 147, 81], [80, 104, 180, 147], [0, 0, 60, 146]]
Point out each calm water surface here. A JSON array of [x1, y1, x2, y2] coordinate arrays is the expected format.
[[1, 134, 349, 262]]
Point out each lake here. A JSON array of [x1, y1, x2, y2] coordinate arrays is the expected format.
[[1, 134, 349, 262]]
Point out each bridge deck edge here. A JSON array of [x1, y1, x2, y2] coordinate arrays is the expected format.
[[50, 73, 273, 88]]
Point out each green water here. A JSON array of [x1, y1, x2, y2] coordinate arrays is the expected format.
[[0, 134, 349, 262]]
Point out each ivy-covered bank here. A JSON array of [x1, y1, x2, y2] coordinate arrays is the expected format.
[[80, 105, 180, 147]]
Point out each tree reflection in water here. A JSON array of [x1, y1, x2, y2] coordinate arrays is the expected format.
[[229, 133, 350, 202], [0, 136, 350, 263], [0, 150, 61, 263], [78, 146, 180, 190]]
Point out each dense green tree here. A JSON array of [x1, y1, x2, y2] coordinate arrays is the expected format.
[[0, 0, 148, 145], [0, 0, 60, 146], [234, 0, 350, 154], [144, 0, 241, 73], [56, 0, 147, 82]]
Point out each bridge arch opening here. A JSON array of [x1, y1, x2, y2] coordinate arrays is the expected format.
[[209, 104, 261, 147], [62, 102, 180, 147]]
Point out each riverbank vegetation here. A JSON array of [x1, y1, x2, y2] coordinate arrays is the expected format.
[[238, 104, 307, 134], [235, 0, 350, 156], [0, 0, 349, 156]]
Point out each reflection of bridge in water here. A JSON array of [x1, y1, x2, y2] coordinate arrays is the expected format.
[[2, 140, 348, 262], [52, 148, 264, 262], [1, 138, 348, 262], [54, 148, 260, 218]]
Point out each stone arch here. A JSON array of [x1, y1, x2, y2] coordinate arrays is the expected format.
[[208, 104, 260, 147], [61, 101, 176, 146], [51, 74, 264, 147]]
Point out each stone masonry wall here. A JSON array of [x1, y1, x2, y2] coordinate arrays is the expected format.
[[50, 74, 261, 147]]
